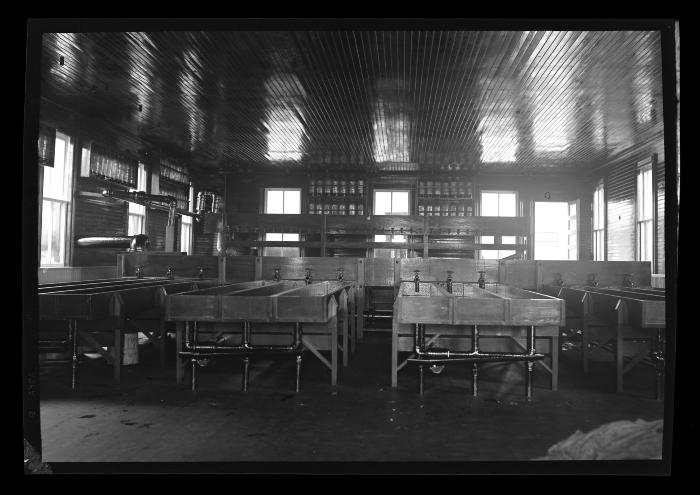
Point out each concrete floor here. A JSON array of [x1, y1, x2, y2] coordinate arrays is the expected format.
[[38, 331, 664, 464]]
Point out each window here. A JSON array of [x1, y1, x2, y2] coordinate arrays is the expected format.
[[567, 201, 578, 260], [40, 131, 73, 267], [593, 181, 605, 260], [264, 188, 301, 257], [636, 162, 654, 264], [180, 186, 194, 254], [373, 190, 410, 258], [127, 163, 147, 236], [534, 202, 572, 260], [479, 191, 517, 260]]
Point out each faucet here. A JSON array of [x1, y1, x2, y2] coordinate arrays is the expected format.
[[446, 270, 453, 293], [337, 268, 344, 281], [478, 271, 486, 289], [587, 273, 598, 287], [198, 266, 205, 279], [166, 266, 174, 280], [553, 272, 564, 286], [305, 268, 312, 285], [273, 268, 281, 282], [623, 274, 635, 287], [135, 266, 144, 279], [414, 270, 421, 293]]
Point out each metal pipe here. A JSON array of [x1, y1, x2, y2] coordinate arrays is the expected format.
[[101, 189, 200, 219], [76, 234, 149, 251], [242, 357, 250, 392]]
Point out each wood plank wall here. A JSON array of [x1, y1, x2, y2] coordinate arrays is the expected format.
[[590, 127, 666, 273]]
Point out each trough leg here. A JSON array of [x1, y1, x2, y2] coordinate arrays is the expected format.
[[342, 304, 349, 367], [418, 364, 424, 395], [330, 314, 338, 387], [159, 320, 166, 368], [191, 359, 197, 393], [472, 363, 478, 398], [616, 322, 624, 394], [582, 301, 590, 373], [391, 316, 399, 388], [551, 334, 559, 391], [242, 357, 250, 392], [175, 321, 185, 384], [295, 354, 302, 393], [113, 325, 121, 383], [70, 320, 78, 391]]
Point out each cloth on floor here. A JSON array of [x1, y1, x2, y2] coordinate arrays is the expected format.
[[535, 418, 663, 460]]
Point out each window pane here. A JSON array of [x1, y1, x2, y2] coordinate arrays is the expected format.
[[266, 190, 284, 214], [569, 203, 576, 216], [374, 191, 392, 215], [391, 192, 409, 215], [481, 236, 494, 244], [499, 193, 516, 216], [283, 190, 301, 214], [282, 233, 299, 242], [265, 233, 283, 242], [481, 193, 499, 216], [502, 236, 516, 244]]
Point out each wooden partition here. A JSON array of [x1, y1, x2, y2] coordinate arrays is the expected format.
[[118, 252, 220, 280], [498, 260, 652, 290]]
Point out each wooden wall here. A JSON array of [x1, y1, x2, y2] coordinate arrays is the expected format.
[[584, 127, 666, 274]]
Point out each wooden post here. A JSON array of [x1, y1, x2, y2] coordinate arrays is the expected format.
[[328, 297, 338, 386], [391, 299, 399, 388], [582, 292, 590, 373], [340, 290, 349, 367], [423, 216, 429, 258], [357, 258, 365, 341], [254, 256, 263, 281], [320, 215, 327, 257]]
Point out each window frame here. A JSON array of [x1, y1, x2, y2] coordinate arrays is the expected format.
[[636, 160, 654, 266], [127, 162, 148, 236], [592, 180, 606, 261], [263, 187, 302, 257], [478, 190, 518, 260], [373, 189, 411, 258], [40, 130, 74, 268], [180, 185, 194, 255]]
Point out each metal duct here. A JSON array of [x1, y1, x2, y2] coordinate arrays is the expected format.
[[76, 234, 149, 251]]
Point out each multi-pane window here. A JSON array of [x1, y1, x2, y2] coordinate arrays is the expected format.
[[180, 186, 194, 254], [264, 188, 301, 257], [593, 182, 605, 261], [40, 131, 73, 266], [373, 190, 410, 258], [534, 202, 571, 260], [479, 191, 517, 260], [567, 201, 578, 260], [127, 163, 147, 236], [636, 162, 654, 264]]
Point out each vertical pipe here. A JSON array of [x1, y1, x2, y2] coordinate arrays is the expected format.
[[191, 321, 198, 393], [472, 325, 479, 397], [70, 320, 78, 391], [526, 325, 535, 401], [418, 364, 424, 395], [655, 328, 664, 401], [295, 355, 302, 393], [242, 357, 250, 392]]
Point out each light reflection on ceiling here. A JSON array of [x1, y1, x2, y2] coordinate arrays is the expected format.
[[38, 29, 665, 174], [264, 73, 307, 162]]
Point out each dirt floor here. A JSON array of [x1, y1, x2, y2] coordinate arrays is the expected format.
[[37, 330, 665, 466]]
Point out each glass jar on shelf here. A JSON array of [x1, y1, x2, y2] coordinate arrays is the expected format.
[[457, 204, 465, 216], [357, 203, 364, 216], [316, 203, 323, 215], [418, 181, 425, 197], [324, 178, 332, 196], [338, 203, 346, 215], [442, 203, 450, 216], [331, 179, 338, 196], [418, 204, 425, 216], [348, 203, 356, 215], [357, 179, 364, 195], [316, 179, 324, 196], [426, 181, 433, 197], [348, 180, 356, 196], [433, 181, 441, 198], [338, 179, 346, 196], [323, 202, 330, 215], [433, 203, 441, 216], [450, 204, 457, 216], [331, 202, 339, 215], [309, 202, 315, 215], [309, 179, 316, 197], [426, 204, 433, 216], [466, 205, 473, 216]]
